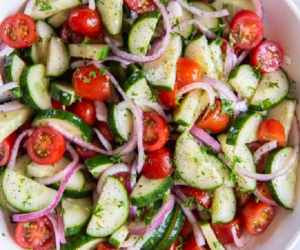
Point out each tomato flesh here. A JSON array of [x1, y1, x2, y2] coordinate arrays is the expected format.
[[98, 121, 115, 142], [158, 82, 178, 109], [114, 172, 129, 188], [183, 235, 205, 250], [75, 137, 101, 161], [257, 119, 286, 147], [181, 186, 212, 208], [167, 239, 180, 250], [0, 132, 17, 166], [51, 99, 72, 111], [257, 182, 274, 201], [125, 0, 156, 14], [72, 99, 97, 126], [97, 243, 115, 250], [247, 142, 269, 173], [180, 218, 193, 240], [235, 189, 250, 207]]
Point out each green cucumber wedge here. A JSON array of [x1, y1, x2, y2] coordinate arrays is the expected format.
[[47, 9, 73, 28], [50, 80, 77, 106], [170, 9, 194, 40], [61, 232, 105, 250], [85, 155, 114, 179], [50, 170, 85, 193], [209, 39, 224, 81], [109, 224, 129, 249], [68, 44, 109, 61], [4, 53, 26, 82], [58, 181, 94, 199], [199, 220, 225, 250]]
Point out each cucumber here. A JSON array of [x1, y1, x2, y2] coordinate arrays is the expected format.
[[20, 64, 51, 111], [199, 220, 225, 250], [109, 224, 129, 249], [0, 168, 8, 210], [170, 8, 194, 40], [110, 61, 127, 84], [175, 130, 224, 190], [218, 134, 257, 192], [2, 169, 57, 212], [184, 35, 217, 79], [50, 80, 77, 106], [107, 104, 133, 143], [209, 39, 224, 81], [249, 68, 290, 111], [62, 197, 92, 236], [228, 65, 261, 100], [128, 11, 160, 56], [211, 187, 236, 225], [85, 155, 114, 179], [46, 37, 70, 77], [226, 111, 263, 146], [14, 154, 32, 176], [266, 99, 297, 141], [68, 44, 109, 61], [143, 35, 182, 91], [50, 170, 85, 193], [130, 175, 173, 207], [19, 43, 39, 64], [4, 54, 26, 82], [96, 0, 123, 35], [61, 232, 105, 250], [32, 109, 93, 142], [86, 177, 129, 237], [60, 181, 94, 199], [266, 147, 297, 209], [47, 9, 73, 28]]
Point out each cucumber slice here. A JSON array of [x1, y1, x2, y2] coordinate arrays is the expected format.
[[175, 130, 224, 190], [85, 155, 114, 179], [61, 232, 105, 250], [87, 176, 129, 237], [130, 175, 173, 207], [228, 65, 261, 100], [218, 134, 257, 192], [47, 9, 73, 28], [68, 44, 109, 61], [32, 109, 93, 142], [128, 11, 160, 56], [170, 9, 194, 40], [211, 187, 236, 225], [0, 168, 8, 210], [109, 224, 129, 249], [266, 147, 297, 209], [110, 61, 127, 84], [19, 43, 39, 64], [50, 80, 77, 106], [226, 111, 263, 146], [199, 220, 225, 250], [60, 181, 94, 199], [2, 169, 58, 212], [249, 68, 290, 111], [4, 54, 26, 82], [143, 35, 182, 91], [209, 39, 224, 81], [62, 197, 92, 236], [20, 64, 51, 111], [50, 170, 85, 192], [14, 154, 31, 176]]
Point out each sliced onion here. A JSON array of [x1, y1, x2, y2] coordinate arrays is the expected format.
[[88, 0, 95, 10], [218, 153, 232, 167], [94, 56, 132, 66], [193, 136, 205, 147], [46, 213, 60, 250], [291, 116, 300, 147], [129, 195, 175, 235], [121, 234, 141, 248], [70, 60, 91, 69], [94, 128, 113, 151], [130, 203, 137, 219], [56, 205, 66, 244], [173, 186, 197, 210], [254, 141, 277, 164], [104, 35, 123, 48], [236, 50, 250, 66], [254, 189, 278, 206], [0, 100, 25, 113], [231, 226, 251, 248], [94, 101, 107, 122], [0, 82, 18, 97], [252, 0, 264, 20], [24, 0, 35, 15], [0, 42, 14, 58], [167, 1, 183, 19], [284, 54, 293, 65], [221, 17, 230, 35], [127, 156, 138, 194], [233, 100, 248, 112], [222, 39, 234, 82]]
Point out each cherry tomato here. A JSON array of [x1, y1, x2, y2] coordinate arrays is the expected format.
[[27, 127, 66, 165], [114, 172, 129, 187], [257, 182, 274, 201], [0, 14, 37, 49], [167, 239, 180, 250], [51, 99, 71, 111], [75, 137, 101, 161], [235, 189, 250, 207], [143, 112, 169, 152], [98, 121, 115, 142], [230, 10, 264, 50], [15, 216, 55, 250], [180, 218, 193, 240], [195, 99, 230, 134], [183, 235, 205, 250], [257, 119, 286, 147], [97, 243, 115, 250], [142, 147, 174, 179], [125, 0, 156, 14], [250, 41, 284, 73], [211, 216, 243, 244], [0, 132, 17, 166], [247, 142, 269, 173], [158, 82, 178, 109], [72, 99, 96, 126], [181, 186, 212, 208], [73, 65, 110, 101], [242, 201, 275, 235]]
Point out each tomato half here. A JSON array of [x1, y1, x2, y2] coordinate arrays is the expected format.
[[230, 10, 264, 50], [183, 235, 205, 250], [114, 172, 129, 187], [250, 41, 284, 73], [0, 14, 37, 49], [195, 99, 230, 134], [167, 239, 180, 250], [75, 137, 101, 161], [97, 243, 115, 250], [73, 65, 110, 101], [142, 147, 174, 179], [72, 99, 96, 126], [257, 182, 274, 201], [181, 186, 212, 208], [125, 0, 156, 14], [247, 142, 269, 173], [257, 119, 286, 147], [0, 132, 17, 166], [235, 189, 250, 207], [98, 121, 115, 142], [27, 127, 66, 165], [15, 216, 55, 250], [158, 82, 178, 109], [51, 99, 72, 111], [211, 216, 243, 244], [143, 112, 169, 152], [242, 201, 275, 236], [180, 218, 193, 240]]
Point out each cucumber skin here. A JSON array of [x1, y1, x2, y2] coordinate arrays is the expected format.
[[49, 183, 93, 199], [61, 232, 102, 250], [107, 104, 127, 143], [123, 70, 146, 93], [65, 220, 90, 237], [4, 54, 16, 82], [85, 155, 114, 170], [50, 83, 75, 106]]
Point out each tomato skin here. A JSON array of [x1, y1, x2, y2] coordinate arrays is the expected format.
[[75, 137, 101, 161], [142, 147, 174, 179], [60, 21, 84, 44], [230, 10, 264, 50], [124, 0, 156, 14], [143, 112, 169, 152], [0, 14, 37, 49], [257, 182, 274, 201], [235, 189, 250, 207], [72, 99, 97, 126], [247, 142, 269, 173], [97, 243, 115, 250], [27, 127, 66, 165], [180, 218, 193, 240], [250, 41, 284, 73], [73, 65, 110, 101], [114, 172, 129, 187], [167, 239, 180, 250], [211, 217, 243, 244], [98, 121, 114, 142], [15, 216, 56, 250], [51, 99, 72, 111], [182, 235, 205, 250], [0, 132, 18, 166], [242, 201, 275, 236], [158, 83, 178, 109], [257, 119, 286, 147], [181, 186, 212, 208]]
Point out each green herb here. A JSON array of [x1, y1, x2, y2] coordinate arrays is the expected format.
[[235, 224, 240, 230], [204, 207, 211, 219], [160, 0, 169, 6], [150, 87, 159, 103], [145, 215, 153, 226], [117, 201, 126, 208], [131, 174, 137, 182], [210, 103, 217, 111], [182, 0, 191, 6], [261, 98, 272, 110], [80, 36, 89, 47], [168, 125, 174, 133], [138, 47, 147, 55], [86, 205, 94, 213], [36, 0, 52, 11], [255, 196, 260, 203], [83, 77, 91, 83], [222, 52, 226, 61], [251, 66, 262, 79], [93, 204, 104, 218], [237, 25, 242, 41], [2, 233, 6, 237], [201, 145, 213, 155], [257, 61, 262, 68], [89, 71, 97, 78], [19, 178, 25, 183], [12, 87, 22, 98], [99, 67, 109, 76], [269, 82, 279, 89], [176, 236, 184, 250], [136, 208, 144, 218], [22, 222, 30, 228], [230, 169, 239, 183], [96, 221, 104, 229], [38, 36, 43, 42], [229, 31, 235, 47], [111, 153, 122, 163], [142, 154, 147, 163], [175, 96, 183, 106], [206, 129, 211, 134], [175, 18, 181, 31], [193, 157, 198, 163], [222, 2, 230, 9], [214, 24, 226, 37], [22, 194, 32, 207], [183, 197, 195, 210], [248, 86, 256, 91], [213, 241, 222, 249], [131, 92, 138, 96], [221, 99, 234, 116]]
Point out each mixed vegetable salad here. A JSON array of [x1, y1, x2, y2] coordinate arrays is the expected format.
[[0, 0, 298, 249]]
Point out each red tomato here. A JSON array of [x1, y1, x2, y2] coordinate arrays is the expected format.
[[181, 186, 212, 208], [27, 127, 66, 165], [183, 235, 205, 250], [114, 172, 129, 187], [180, 218, 193, 240], [250, 41, 284, 73], [0, 132, 17, 166], [0, 14, 37, 49], [195, 99, 230, 134], [125, 0, 156, 14], [167, 239, 180, 250], [235, 189, 250, 207], [73, 65, 110, 101], [72, 99, 96, 126], [211, 216, 243, 244], [17, 119, 32, 134], [143, 112, 169, 152], [257, 182, 274, 201], [247, 142, 269, 173], [51, 99, 71, 111], [142, 147, 174, 179], [158, 82, 178, 109], [68, 7, 104, 38], [257, 119, 286, 147], [76, 137, 101, 161], [98, 121, 114, 142], [230, 10, 264, 50], [242, 201, 275, 235], [97, 243, 115, 250], [15, 216, 55, 250]]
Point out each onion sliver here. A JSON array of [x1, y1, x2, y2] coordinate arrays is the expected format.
[[254, 141, 277, 164], [46, 213, 60, 250], [94, 128, 113, 151], [253, 189, 278, 207], [231, 226, 251, 248]]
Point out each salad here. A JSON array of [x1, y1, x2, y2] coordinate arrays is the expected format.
[[0, 0, 298, 250]]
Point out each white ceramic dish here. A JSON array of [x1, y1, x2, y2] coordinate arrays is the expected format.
[[1, 0, 300, 249]]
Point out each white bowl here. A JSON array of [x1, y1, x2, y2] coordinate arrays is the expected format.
[[1, 0, 300, 249]]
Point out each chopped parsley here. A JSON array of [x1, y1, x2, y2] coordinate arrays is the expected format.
[[22, 222, 30, 228], [80, 36, 89, 47], [38, 36, 43, 42], [229, 31, 235, 47], [99, 67, 109, 76], [111, 153, 122, 163], [206, 129, 211, 134], [160, 0, 170, 6], [2, 233, 6, 237], [261, 98, 272, 110], [269, 82, 279, 89], [89, 71, 97, 78], [221, 99, 234, 116], [150, 87, 159, 103], [237, 25, 242, 42], [222, 2, 230, 9], [136, 208, 144, 218], [251, 66, 262, 79], [117, 201, 126, 208], [83, 77, 91, 83], [86, 205, 94, 213], [248, 86, 256, 91], [183, 197, 203, 211], [210, 103, 217, 111], [93, 204, 104, 218], [213, 241, 222, 249], [36, 0, 52, 11], [215, 24, 226, 37]]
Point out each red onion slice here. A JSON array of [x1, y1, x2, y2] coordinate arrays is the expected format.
[[236, 50, 250, 66], [0, 42, 14, 58], [173, 186, 197, 210], [94, 101, 107, 122], [70, 60, 91, 69], [46, 213, 60, 250], [218, 153, 232, 167], [254, 141, 277, 164], [56, 205, 66, 244], [24, 0, 35, 15], [0, 100, 25, 113], [254, 188, 278, 207], [88, 0, 95, 10], [233, 100, 248, 112], [98, 56, 132, 65], [121, 234, 141, 248], [94, 128, 113, 151], [222, 39, 234, 82], [167, 1, 183, 19], [0, 82, 18, 97], [231, 226, 251, 248], [127, 156, 138, 194], [252, 0, 264, 20]]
